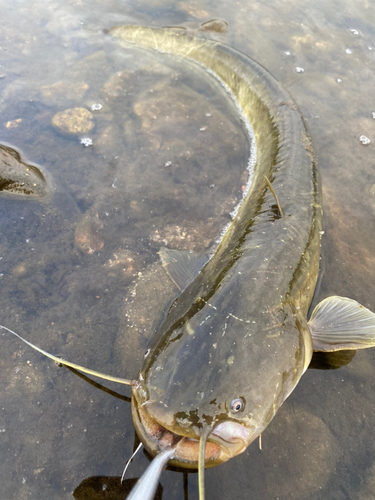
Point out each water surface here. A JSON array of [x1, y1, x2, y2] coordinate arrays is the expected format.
[[1, 1, 375, 499]]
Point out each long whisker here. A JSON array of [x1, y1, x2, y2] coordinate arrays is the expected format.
[[264, 175, 284, 217], [0, 324, 135, 386], [121, 442, 143, 483], [198, 427, 210, 500]]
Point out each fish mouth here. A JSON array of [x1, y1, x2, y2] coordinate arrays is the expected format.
[[131, 396, 249, 469]]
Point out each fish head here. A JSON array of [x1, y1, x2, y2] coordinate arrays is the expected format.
[[132, 386, 253, 468], [131, 302, 312, 469], [132, 382, 254, 467]]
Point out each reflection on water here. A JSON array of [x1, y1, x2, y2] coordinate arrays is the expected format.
[[1, 0, 375, 499]]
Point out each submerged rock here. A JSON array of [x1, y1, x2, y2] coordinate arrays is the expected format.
[[74, 215, 105, 254], [52, 107, 95, 135], [0, 144, 48, 197], [114, 259, 178, 376], [150, 223, 217, 251], [199, 19, 228, 33], [40, 81, 89, 106], [5, 118, 22, 129], [101, 70, 133, 98]]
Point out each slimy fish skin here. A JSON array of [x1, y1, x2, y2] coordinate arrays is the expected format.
[[115, 24, 318, 469]]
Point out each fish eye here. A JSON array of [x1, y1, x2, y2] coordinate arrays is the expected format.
[[144, 348, 151, 359], [230, 398, 245, 413]]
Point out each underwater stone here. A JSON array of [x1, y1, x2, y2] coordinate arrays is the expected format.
[[40, 81, 89, 106], [52, 107, 95, 135], [74, 215, 104, 254], [199, 19, 228, 33]]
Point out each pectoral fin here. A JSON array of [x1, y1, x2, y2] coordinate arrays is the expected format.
[[159, 247, 209, 291], [308, 296, 375, 352]]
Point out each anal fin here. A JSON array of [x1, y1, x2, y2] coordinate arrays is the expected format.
[[308, 296, 375, 352]]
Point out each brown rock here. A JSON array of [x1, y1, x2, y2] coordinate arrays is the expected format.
[[150, 223, 215, 252], [40, 81, 89, 105], [101, 70, 132, 98], [0, 144, 47, 197], [263, 406, 340, 498], [94, 124, 121, 155], [104, 249, 139, 277], [74, 215, 104, 254], [199, 19, 228, 33], [114, 260, 178, 375], [52, 107, 94, 135]]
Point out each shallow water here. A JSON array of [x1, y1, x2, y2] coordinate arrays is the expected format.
[[1, 1, 375, 499]]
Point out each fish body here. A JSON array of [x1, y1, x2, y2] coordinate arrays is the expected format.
[[110, 25, 322, 468]]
